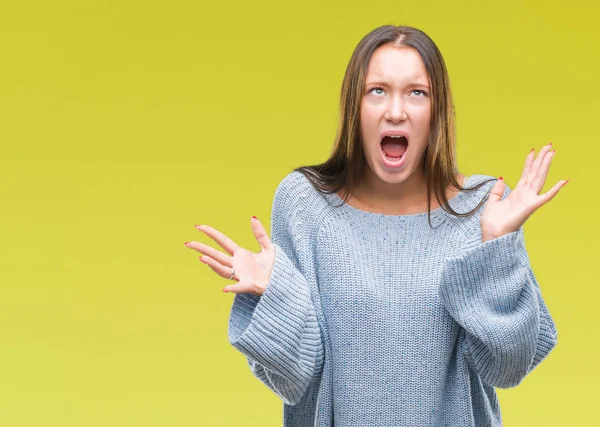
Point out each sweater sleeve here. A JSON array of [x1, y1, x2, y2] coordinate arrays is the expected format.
[[437, 183, 558, 389], [227, 173, 325, 405]]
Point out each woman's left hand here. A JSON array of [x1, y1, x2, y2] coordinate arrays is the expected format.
[[480, 143, 568, 243]]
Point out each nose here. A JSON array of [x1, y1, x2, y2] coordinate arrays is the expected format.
[[384, 94, 408, 123]]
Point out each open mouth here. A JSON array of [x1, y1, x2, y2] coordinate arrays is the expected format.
[[380, 135, 408, 162]]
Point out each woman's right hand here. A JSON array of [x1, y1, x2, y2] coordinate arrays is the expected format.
[[185, 217, 275, 296]]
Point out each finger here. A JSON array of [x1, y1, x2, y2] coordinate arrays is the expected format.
[[251, 216, 273, 251], [195, 224, 239, 255], [199, 255, 238, 281], [526, 143, 552, 185], [538, 180, 567, 206], [516, 148, 535, 188], [187, 241, 232, 267], [531, 149, 556, 194], [486, 177, 505, 204]]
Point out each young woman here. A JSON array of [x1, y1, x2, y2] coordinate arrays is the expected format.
[[186, 25, 564, 426]]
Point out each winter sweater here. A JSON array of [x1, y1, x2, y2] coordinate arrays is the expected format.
[[227, 170, 558, 427]]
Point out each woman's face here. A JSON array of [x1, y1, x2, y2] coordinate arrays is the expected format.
[[360, 44, 432, 186]]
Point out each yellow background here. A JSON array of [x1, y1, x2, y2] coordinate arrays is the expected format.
[[0, 0, 597, 425]]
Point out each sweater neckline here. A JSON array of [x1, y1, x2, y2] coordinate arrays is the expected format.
[[327, 174, 478, 220]]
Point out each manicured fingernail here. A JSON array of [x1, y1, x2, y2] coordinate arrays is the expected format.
[[530, 148, 535, 153], [549, 142, 553, 146], [184, 242, 190, 246], [223, 288, 229, 293], [199, 257, 206, 263], [252, 216, 257, 220], [564, 180, 569, 186], [499, 176, 503, 180]]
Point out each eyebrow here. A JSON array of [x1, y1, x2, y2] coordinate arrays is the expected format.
[[365, 81, 430, 88]]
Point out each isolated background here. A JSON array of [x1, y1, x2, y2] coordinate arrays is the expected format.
[[1, 0, 596, 425]]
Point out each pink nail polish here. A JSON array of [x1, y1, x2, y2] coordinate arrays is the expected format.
[[199, 257, 206, 263], [223, 289, 229, 293]]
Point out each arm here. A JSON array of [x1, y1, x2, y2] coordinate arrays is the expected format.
[[227, 173, 324, 405], [438, 184, 558, 388]]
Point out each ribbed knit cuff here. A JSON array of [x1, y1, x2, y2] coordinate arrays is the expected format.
[[439, 228, 530, 321], [228, 243, 318, 378], [438, 228, 540, 387]]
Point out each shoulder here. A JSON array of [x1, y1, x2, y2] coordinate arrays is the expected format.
[[271, 170, 332, 229], [463, 173, 513, 205], [452, 174, 523, 251], [270, 170, 333, 260], [274, 170, 316, 197], [451, 173, 514, 231], [272, 170, 329, 212], [447, 174, 511, 225]]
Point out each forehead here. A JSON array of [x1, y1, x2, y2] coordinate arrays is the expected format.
[[365, 45, 429, 85]]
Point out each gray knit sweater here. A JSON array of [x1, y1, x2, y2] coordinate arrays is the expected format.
[[228, 170, 558, 427]]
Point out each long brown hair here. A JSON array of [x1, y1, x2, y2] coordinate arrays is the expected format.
[[294, 25, 494, 227]]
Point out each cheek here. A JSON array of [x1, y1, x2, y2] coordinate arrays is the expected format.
[[420, 107, 432, 125], [414, 110, 431, 136], [360, 107, 380, 136]]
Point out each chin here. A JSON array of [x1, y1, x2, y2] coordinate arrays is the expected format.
[[378, 172, 410, 185], [369, 162, 413, 185]]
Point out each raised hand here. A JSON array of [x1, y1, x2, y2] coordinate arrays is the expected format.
[[480, 143, 569, 243], [185, 217, 275, 295]]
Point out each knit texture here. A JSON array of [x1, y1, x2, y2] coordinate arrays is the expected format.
[[228, 171, 558, 427]]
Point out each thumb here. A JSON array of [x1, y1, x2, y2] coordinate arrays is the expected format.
[[250, 216, 273, 251], [223, 277, 253, 295], [487, 177, 505, 204]]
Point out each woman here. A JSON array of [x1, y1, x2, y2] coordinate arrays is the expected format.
[[186, 25, 563, 426]]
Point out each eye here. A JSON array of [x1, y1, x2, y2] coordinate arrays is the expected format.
[[368, 86, 385, 96], [367, 87, 429, 96]]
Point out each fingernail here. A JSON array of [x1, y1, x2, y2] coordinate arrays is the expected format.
[[194, 224, 201, 229], [549, 142, 553, 146], [530, 148, 535, 153], [499, 176, 503, 180], [252, 216, 257, 220], [199, 257, 206, 263], [184, 242, 190, 246], [223, 288, 229, 293], [563, 180, 569, 186]]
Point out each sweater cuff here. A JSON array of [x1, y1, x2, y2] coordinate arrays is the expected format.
[[228, 243, 315, 368], [438, 227, 533, 327]]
